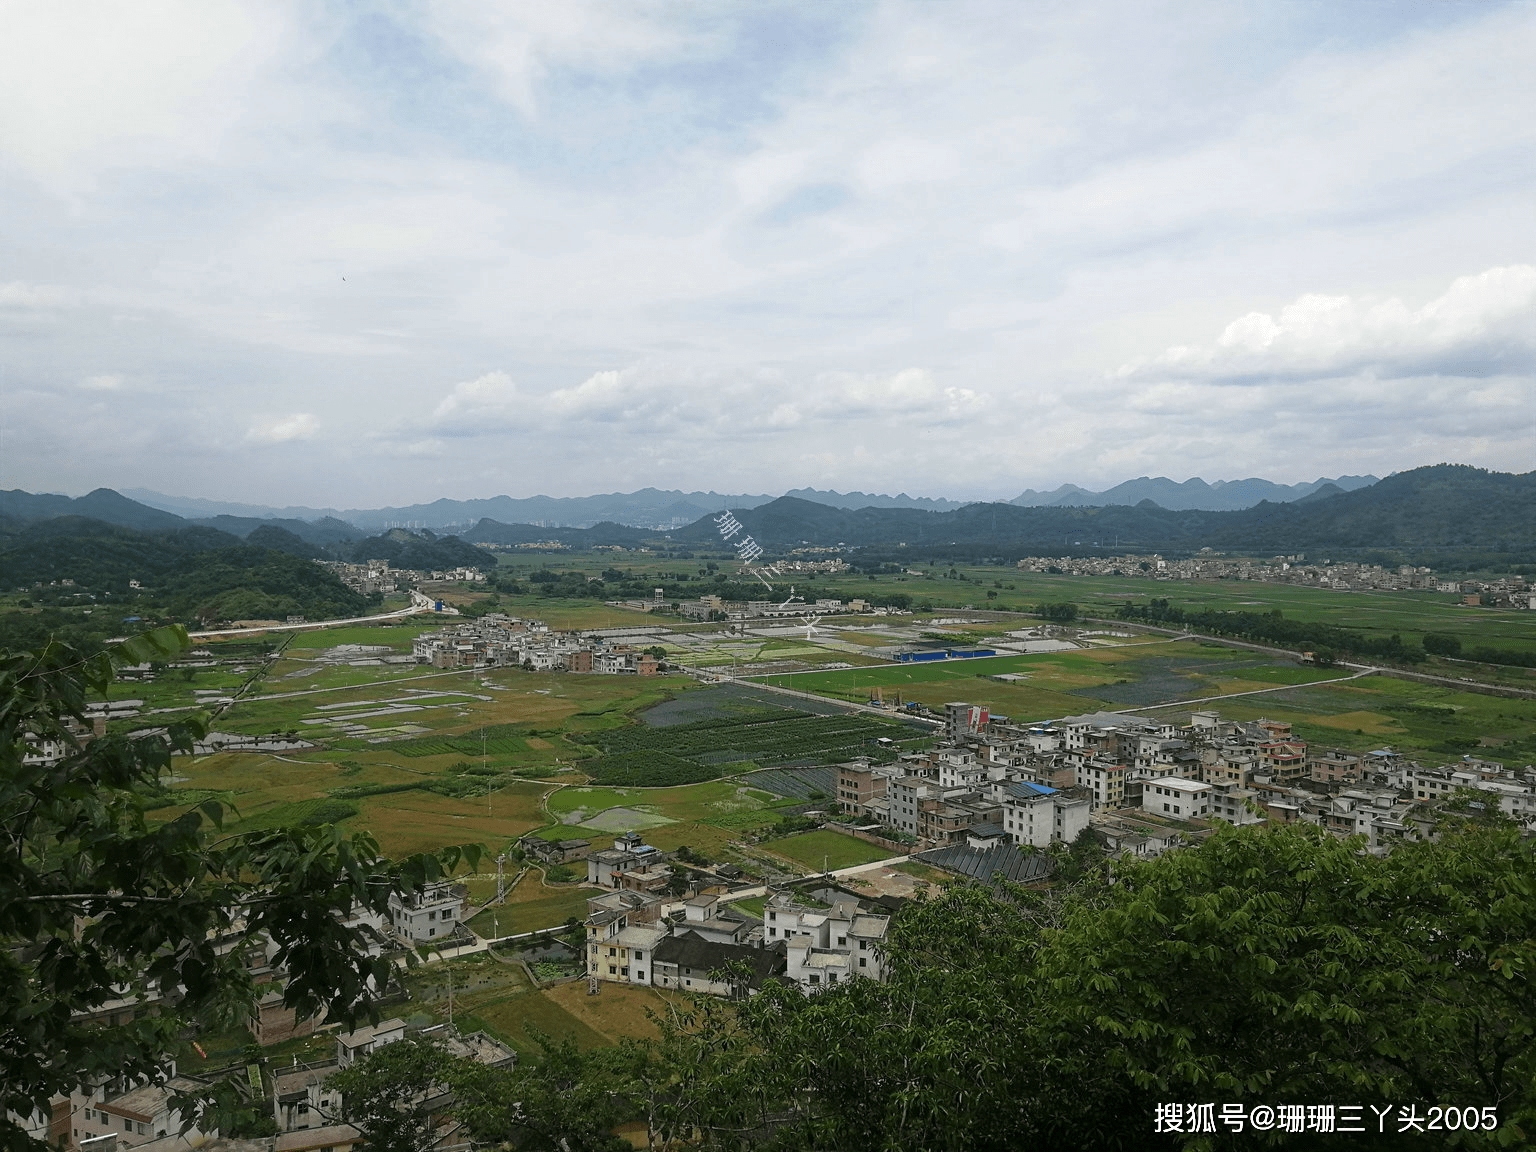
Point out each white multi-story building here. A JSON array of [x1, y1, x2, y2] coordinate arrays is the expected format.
[[1144, 777, 1215, 820], [765, 893, 889, 991], [387, 881, 467, 942], [1000, 781, 1091, 847]]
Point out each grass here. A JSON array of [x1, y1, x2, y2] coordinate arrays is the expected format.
[[758, 828, 898, 871], [466, 886, 596, 938], [458, 990, 609, 1057], [893, 861, 952, 885]]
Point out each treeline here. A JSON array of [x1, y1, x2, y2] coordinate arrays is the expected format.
[[1117, 599, 1427, 663], [0, 518, 372, 630], [483, 567, 920, 611], [1117, 599, 1536, 671], [338, 820, 1535, 1149]]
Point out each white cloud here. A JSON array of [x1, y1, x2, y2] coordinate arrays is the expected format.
[[1119, 265, 1536, 383], [246, 413, 318, 443], [2, 2, 1534, 503], [0, 0, 288, 177], [423, 2, 694, 119], [79, 373, 123, 391], [428, 373, 522, 433]]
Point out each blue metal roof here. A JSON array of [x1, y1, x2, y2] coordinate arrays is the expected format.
[[1005, 781, 1058, 800]]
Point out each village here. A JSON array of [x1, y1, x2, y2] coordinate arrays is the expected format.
[[1014, 553, 1536, 608]]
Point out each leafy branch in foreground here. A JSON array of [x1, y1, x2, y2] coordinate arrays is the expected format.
[[0, 627, 482, 1149]]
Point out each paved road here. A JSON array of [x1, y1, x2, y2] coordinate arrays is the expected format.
[[1125, 667, 1380, 712], [697, 670, 945, 727], [187, 604, 442, 639]]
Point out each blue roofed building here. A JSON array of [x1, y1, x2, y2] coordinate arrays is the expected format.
[[1001, 779, 1091, 848]]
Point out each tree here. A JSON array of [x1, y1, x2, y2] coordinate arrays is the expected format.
[[1424, 632, 1463, 657], [1, 628, 481, 1148], [549, 821, 1535, 1149], [450, 1032, 646, 1152], [328, 1035, 466, 1152]]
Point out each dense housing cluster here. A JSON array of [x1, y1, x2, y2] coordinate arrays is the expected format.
[[839, 702, 1536, 860]]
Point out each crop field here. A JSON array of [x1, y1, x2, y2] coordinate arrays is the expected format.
[[748, 636, 1536, 762], [574, 711, 928, 778], [466, 886, 597, 938], [541, 779, 793, 857], [283, 622, 440, 650], [758, 828, 898, 871]]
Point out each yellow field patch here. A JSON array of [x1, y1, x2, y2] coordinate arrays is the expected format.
[[355, 785, 548, 856], [1305, 711, 1407, 736], [542, 980, 675, 1044]]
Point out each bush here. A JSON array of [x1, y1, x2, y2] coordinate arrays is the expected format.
[[1423, 632, 1462, 657]]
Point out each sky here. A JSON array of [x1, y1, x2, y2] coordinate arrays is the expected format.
[[1, 0, 1533, 508]]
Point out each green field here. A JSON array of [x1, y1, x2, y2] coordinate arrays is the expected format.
[[751, 637, 1536, 762], [466, 886, 596, 939], [758, 828, 898, 871]]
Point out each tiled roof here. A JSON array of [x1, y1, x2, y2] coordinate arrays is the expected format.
[[652, 931, 785, 987]]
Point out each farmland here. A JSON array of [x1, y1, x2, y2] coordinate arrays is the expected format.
[[754, 637, 1536, 762], [758, 828, 900, 871]]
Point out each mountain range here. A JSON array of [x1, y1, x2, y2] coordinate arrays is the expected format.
[[671, 465, 1534, 557], [114, 475, 1378, 530], [5, 465, 1526, 564], [1009, 475, 1377, 511]]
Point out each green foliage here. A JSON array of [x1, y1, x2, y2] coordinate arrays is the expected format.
[[582, 750, 715, 787], [329, 1035, 461, 1152], [0, 629, 483, 1148], [1119, 598, 1430, 663], [449, 1031, 647, 1151], [1424, 632, 1463, 657], [517, 821, 1534, 1150], [1034, 601, 1079, 622]]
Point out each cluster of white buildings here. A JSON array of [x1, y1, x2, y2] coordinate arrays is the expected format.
[[318, 559, 486, 597], [1014, 553, 1535, 606], [28, 879, 484, 1152], [410, 615, 660, 675], [838, 702, 1536, 860], [581, 834, 892, 998]]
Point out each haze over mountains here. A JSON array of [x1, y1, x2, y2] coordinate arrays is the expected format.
[[114, 475, 1379, 532]]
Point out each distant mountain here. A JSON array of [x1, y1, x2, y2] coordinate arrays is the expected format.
[[126, 486, 975, 529], [676, 466, 1532, 557], [461, 519, 652, 549], [0, 488, 188, 532], [1011, 475, 1377, 510], [782, 488, 970, 512], [187, 514, 361, 549], [120, 489, 348, 522]]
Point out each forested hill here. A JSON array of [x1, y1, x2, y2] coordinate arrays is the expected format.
[[341, 529, 492, 570], [675, 465, 1536, 558], [0, 489, 494, 571], [0, 519, 371, 647]]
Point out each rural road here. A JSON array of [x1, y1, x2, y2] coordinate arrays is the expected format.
[[701, 670, 945, 727], [186, 603, 444, 640], [1125, 667, 1380, 712]]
